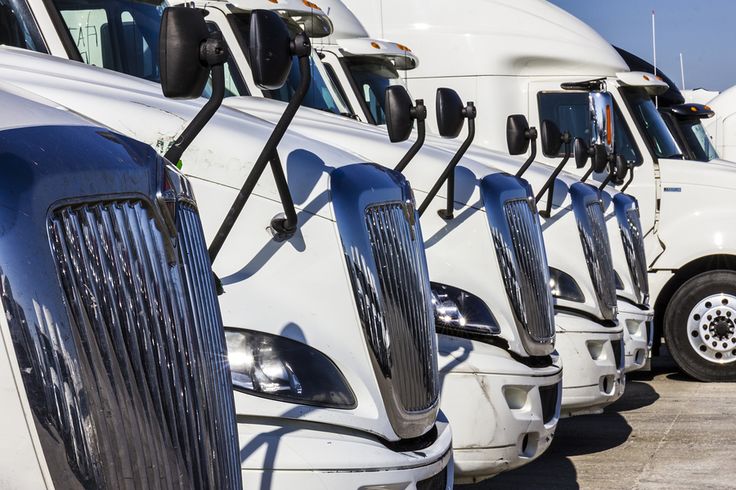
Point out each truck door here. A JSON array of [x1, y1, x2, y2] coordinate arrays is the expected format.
[[528, 80, 663, 262]]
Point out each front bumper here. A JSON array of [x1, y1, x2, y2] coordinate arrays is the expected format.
[[618, 300, 654, 373], [438, 335, 563, 484], [237, 415, 453, 489], [555, 311, 625, 417]]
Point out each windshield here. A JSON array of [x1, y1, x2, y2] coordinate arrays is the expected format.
[[621, 88, 684, 159], [52, 0, 164, 82], [226, 12, 349, 115], [678, 119, 719, 162], [537, 91, 642, 167], [343, 56, 406, 125], [263, 52, 350, 115], [0, 0, 48, 52]]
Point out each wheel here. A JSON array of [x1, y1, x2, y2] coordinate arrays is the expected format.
[[664, 270, 736, 382]]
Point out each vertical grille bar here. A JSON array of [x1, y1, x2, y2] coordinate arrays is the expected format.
[[624, 208, 650, 300], [47, 200, 241, 489]]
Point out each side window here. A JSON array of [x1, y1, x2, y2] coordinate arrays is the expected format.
[[61, 9, 108, 66], [538, 92, 591, 156], [0, 0, 48, 53], [54, 0, 164, 82], [204, 21, 249, 98], [538, 91, 642, 166]]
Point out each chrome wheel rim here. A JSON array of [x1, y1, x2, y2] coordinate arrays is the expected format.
[[687, 293, 736, 364]]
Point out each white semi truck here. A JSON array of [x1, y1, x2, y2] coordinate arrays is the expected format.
[[343, 0, 736, 383], [0, 81, 242, 487], [0, 1, 457, 486]]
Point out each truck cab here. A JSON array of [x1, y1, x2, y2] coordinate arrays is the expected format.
[[0, 86, 241, 488], [343, 0, 736, 381], [0, 0, 456, 486]]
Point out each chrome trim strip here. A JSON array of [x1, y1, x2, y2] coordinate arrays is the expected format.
[[481, 173, 556, 356], [571, 183, 618, 322], [332, 163, 439, 440]]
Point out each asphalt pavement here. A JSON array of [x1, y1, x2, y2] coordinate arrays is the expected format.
[[463, 353, 736, 489]]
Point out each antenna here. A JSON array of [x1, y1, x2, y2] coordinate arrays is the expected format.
[[680, 52, 686, 90], [652, 9, 658, 107]]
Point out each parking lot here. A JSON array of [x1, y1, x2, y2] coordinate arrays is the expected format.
[[465, 353, 736, 489]]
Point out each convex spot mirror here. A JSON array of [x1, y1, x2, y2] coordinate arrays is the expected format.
[[541, 119, 563, 156], [436, 88, 465, 138], [159, 7, 211, 99], [507, 114, 531, 155], [249, 9, 293, 90], [385, 85, 415, 143], [589, 91, 615, 159]]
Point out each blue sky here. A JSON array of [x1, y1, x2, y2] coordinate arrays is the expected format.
[[549, 0, 736, 91]]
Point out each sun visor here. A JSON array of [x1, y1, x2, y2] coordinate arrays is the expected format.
[[228, 0, 333, 38], [337, 38, 419, 70], [617, 71, 669, 95]]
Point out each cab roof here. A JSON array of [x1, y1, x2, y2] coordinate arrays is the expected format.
[[223, 0, 334, 37], [341, 0, 629, 78]]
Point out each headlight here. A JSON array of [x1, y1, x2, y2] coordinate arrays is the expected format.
[[225, 329, 356, 409], [431, 282, 500, 339], [549, 267, 585, 302]]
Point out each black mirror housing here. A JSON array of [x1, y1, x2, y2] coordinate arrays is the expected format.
[[507, 115, 531, 155], [614, 155, 628, 185], [540, 119, 563, 157], [436, 88, 466, 138], [249, 9, 294, 90], [574, 138, 589, 168], [385, 85, 416, 143], [159, 7, 211, 99], [591, 144, 609, 174]]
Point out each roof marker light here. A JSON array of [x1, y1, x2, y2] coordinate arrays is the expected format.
[[396, 43, 412, 52], [643, 75, 651, 81], [370, 41, 381, 49], [691, 106, 698, 112], [302, 0, 322, 10]]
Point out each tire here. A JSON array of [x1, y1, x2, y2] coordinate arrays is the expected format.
[[664, 270, 736, 382]]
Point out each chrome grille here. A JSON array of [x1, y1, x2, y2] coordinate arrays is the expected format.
[[622, 207, 650, 301], [497, 198, 556, 343], [582, 199, 618, 319], [356, 202, 438, 413], [48, 200, 240, 489]]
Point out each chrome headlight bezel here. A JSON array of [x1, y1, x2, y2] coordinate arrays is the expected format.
[[431, 282, 501, 340], [549, 267, 586, 303], [225, 328, 357, 410]]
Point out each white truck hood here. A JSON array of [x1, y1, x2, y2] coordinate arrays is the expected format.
[[0, 47, 370, 221], [659, 157, 736, 192]]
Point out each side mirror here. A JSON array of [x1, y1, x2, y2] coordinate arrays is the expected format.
[[385, 85, 416, 143], [159, 7, 212, 98], [249, 9, 294, 90], [591, 144, 609, 174], [540, 119, 563, 157], [574, 138, 589, 168], [436, 88, 466, 138], [589, 91, 615, 159], [507, 114, 531, 155], [613, 155, 628, 185]]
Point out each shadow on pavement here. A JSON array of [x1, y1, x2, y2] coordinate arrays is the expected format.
[[608, 380, 659, 412], [461, 412, 632, 489]]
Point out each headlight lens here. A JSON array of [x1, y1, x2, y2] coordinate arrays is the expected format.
[[431, 282, 501, 338], [549, 267, 585, 303], [225, 329, 356, 409]]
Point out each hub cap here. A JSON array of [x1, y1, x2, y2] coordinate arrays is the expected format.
[[688, 293, 736, 364]]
